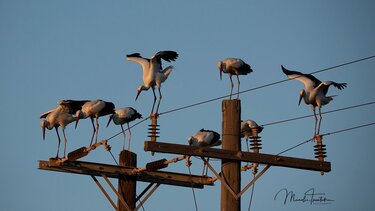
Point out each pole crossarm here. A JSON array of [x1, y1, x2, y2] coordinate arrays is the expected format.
[[39, 159, 214, 189], [144, 141, 331, 172]]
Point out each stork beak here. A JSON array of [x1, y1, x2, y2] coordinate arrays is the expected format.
[[42, 125, 46, 140], [219, 68, 222, 80], [106, 115, 113, 128], [75, 116, 79, 129], [298, 95, 303, 106], [135, 90, 141, 101]]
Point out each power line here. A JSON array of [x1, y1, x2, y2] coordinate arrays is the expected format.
[[106, 117, 150, 141], [276, 121, 375, 155], [321, 122, 375, 137], [261, 101, 375, 127], [159, 55, 375, 117], [105, 55, 375, 142], [277, 138, 315, 156]]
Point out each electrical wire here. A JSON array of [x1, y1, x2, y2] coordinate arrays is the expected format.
[[188, 166, 199, 211], [321, 122, 375, 137], [247, 174, 256, 211], [261, 101, 375, 127], [277, 138, 315, 156], [106, 116, 150, 141], [276, 121, 375, 155], [159, 55, 375, 117], [104, 55, 375, 142]]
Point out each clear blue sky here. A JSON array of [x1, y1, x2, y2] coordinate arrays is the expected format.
[[1, 1, 375, 210]]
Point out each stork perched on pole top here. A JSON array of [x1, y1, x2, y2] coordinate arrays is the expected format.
[[74, 99, 115, 146], [40, 100, 88, 158], [241, 119, 263, 152], [218, 58, 253, 99], [106, 107, 142, 151], [187, 128, 221, 176], [126, 50, 178, 115], [282, 65, 347, 134]]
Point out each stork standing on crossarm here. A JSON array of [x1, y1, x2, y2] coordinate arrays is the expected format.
[[75, 100, 115, 146], [126, 50, 178, 114], [282, 65, 347, 134], [40, 100, 88, 158], [187, 128, 221, 176], [218, 58, 253, 99], [106, 107, 142, 150]]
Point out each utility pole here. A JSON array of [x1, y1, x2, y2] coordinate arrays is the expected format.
[[118, 150, 137, 211], [221, 99, 241, 211], [39, 99, 331, 210]]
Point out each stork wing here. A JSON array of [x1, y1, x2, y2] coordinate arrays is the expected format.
[[199, 128, 220, 146], [281, 65, 321, 90], [153, 51, 179, 63], [98, 101, 115, 116], [126, 53, 150, 71], [316, 81, 347, 95], [332, 82, 347, 90], [40, 107, 58, 118], [58, 100, 89, 114]]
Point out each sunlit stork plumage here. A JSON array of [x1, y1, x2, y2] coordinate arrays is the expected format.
[[126, 50, 178, 114], [218, 58, 253, 99], [75, 100, 115, 146], [40, 100, 88, 158], [187, 128, 221, 175], [106, 107, 142, 150], [241, 120, 263, 152], [282, 65, 347, 134]]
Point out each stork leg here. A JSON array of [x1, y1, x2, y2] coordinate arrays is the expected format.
[[120, 124, 126, 150], [127, 123, 132, 151], [94, 116, 100, 145], [155, 87, 162, 114], [202, 157, 210, 176], [55, 127, 61, 158], [89, 117, 96, 146], [317, 107, 323, 134], [229, 75, 234, 100], [236, 74, 240, 99], [62, 127, 68, 158], [246, 136, 250, 152], [151, 87, 157, 114], [313, 107, 318, 135]]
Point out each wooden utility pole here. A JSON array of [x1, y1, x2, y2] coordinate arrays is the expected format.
[[118, 150, 137, 211], [221, 99, 241, 211]]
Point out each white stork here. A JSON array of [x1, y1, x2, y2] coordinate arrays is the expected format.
[[282, 65, 347, 134], [106, 107, 142, 150], [126, 50, 178, 114], [218, 58, 253, 99], [75, 100, 115, 146], [241, 120, 263, 152], [187, 128, 221, 175], [40, 100, 88, 158]]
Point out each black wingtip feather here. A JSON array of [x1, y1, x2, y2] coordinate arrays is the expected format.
[[335, 82, 347, 90], [126, 53, 141, 58], [281, 65, 291, 75], [156, 50, 179, 62]]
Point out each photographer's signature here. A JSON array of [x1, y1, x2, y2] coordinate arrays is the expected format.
[[274, 188, 334, 205]]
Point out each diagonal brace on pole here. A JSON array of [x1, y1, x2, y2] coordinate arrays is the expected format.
[[101, 174, 132, 211], [92, 173, 161, 211], [91, 175, 120, 211], [134, 183, 160, 211], [202, 158, 271, 199]]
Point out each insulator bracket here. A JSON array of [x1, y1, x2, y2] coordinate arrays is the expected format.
[[146, 159, 169, 171], [314, 134, 327, 175]]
